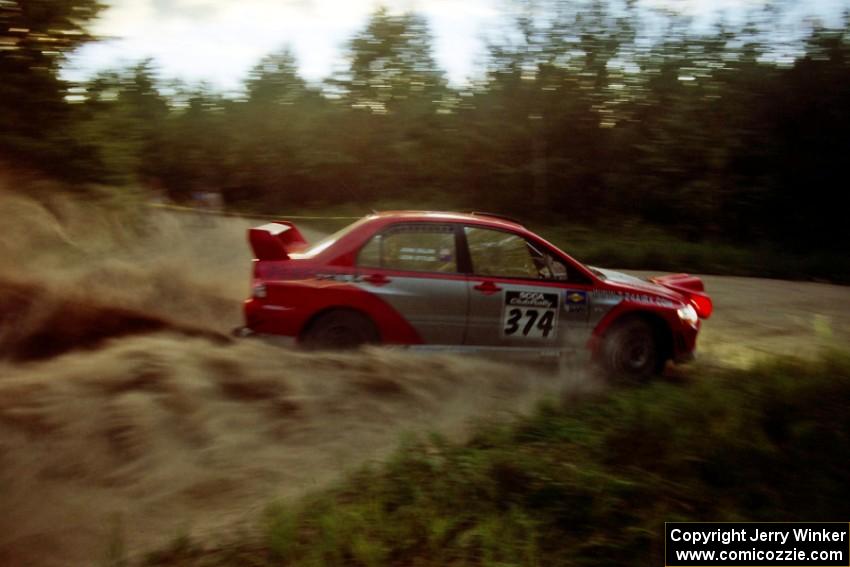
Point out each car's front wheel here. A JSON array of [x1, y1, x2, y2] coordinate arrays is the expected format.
[[301, 310, 379, 350], [600, 317, 659, 381]]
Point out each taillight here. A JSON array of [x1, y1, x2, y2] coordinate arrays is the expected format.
[[252, 282, 267, 299], [689, 293, 713, 319]]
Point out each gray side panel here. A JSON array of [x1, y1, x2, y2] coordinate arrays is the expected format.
[[356, 276, 468, 344], [464, 284, 503, 346]]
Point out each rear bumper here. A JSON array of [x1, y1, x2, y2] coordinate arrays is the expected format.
[[231, 326, 297, 347], [232, 326, 254, 338], [243, 297, 306, 338]]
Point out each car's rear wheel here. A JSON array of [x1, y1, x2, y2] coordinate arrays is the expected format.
[[301, 310, 379, 350], [600, 317, 658, 381]]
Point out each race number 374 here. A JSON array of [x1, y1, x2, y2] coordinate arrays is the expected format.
[[502, 291, 559, 339]]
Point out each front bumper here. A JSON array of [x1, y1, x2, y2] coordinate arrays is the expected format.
[[673, 350, 696, 364]]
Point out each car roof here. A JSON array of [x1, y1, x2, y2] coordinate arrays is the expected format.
[[292, 210, 601, 285], [366, 210, 525, 230]]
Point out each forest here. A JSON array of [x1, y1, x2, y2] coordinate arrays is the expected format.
[[2, 4, 850, 565], [2, 0, 849, 257]]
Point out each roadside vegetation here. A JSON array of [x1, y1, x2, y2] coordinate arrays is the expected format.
[[141, 351, 850, 566], [150, 202, 850, 283], [4, 1, 850, 285], [537, 224, 850, 284], [273, 210, 850, 284]]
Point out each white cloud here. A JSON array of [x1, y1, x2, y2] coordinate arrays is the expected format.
[[61, 0, 846, 91], [63, 0, 503, 90]]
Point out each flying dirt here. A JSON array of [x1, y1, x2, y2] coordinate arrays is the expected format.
[[0, 191, 848, 565], [0, 193, 586, 565]]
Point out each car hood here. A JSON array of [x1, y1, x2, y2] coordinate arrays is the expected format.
[[590, 267, 684, 302]]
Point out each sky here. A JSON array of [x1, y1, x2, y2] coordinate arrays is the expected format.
[[61, 0, 848, 92]]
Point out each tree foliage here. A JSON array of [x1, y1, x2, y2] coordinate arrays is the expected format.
[[0, 0, 103, 175], [336, 8, 446, 114], [3, 2, 849, 253]]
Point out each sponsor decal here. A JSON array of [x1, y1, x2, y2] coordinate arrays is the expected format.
[[566, 291, 587, 304], [399, 246, 438, 262], [508, 290, 558, 308], [502, 290, 559, 339], [595, 289, 676, 308], [565, 290, 588, 312], [316, 273, 357, 282]]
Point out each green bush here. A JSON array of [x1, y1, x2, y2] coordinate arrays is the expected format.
[[535, 223, 850, 283]]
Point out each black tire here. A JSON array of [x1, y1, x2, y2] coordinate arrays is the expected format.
[[600, 317, 658, 381], [301, 310, 379, 350]]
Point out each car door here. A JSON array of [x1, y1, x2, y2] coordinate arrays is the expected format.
[[355, 222, 468, 344], [462, 225, 593, 349]]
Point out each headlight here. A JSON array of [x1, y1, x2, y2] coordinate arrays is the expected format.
[[252, 282, 267, 299], [677, 303, 698, 327]]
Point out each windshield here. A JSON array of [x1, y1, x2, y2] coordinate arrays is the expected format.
[[588, 266, 607, 280]]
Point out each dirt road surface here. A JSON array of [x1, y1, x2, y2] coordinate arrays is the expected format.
[[0, 195, 847, 565], [630, 271, 850, 365]]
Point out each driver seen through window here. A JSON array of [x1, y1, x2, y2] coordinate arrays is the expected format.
[[465, 226, 567, 280]]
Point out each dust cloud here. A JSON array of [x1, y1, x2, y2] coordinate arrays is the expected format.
[[0, 191, 592, 565]]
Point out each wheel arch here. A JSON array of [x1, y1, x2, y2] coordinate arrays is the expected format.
[[298, 305, 380, 343], [598, 310, 674, 371]]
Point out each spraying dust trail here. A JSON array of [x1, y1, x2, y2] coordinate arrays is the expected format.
[[0, 191, 592, 565], [0, 335, 581, 566], [0, 277, 230, 361]]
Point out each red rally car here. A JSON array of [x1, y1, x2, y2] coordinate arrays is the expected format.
[[238, 211, 712, 378]]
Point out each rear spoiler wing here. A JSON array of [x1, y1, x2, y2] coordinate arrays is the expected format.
[[248, 222, 308, 260], [651, 273, 713, 319]]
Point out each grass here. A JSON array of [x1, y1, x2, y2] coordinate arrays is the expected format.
[[143, 351, 850, 566]]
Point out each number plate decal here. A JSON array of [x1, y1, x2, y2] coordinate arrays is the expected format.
[[501, 290, 560, 339]]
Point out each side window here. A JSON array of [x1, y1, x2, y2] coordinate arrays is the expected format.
[[358, 224, 457, 273], [465, 226, 570, 281]]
